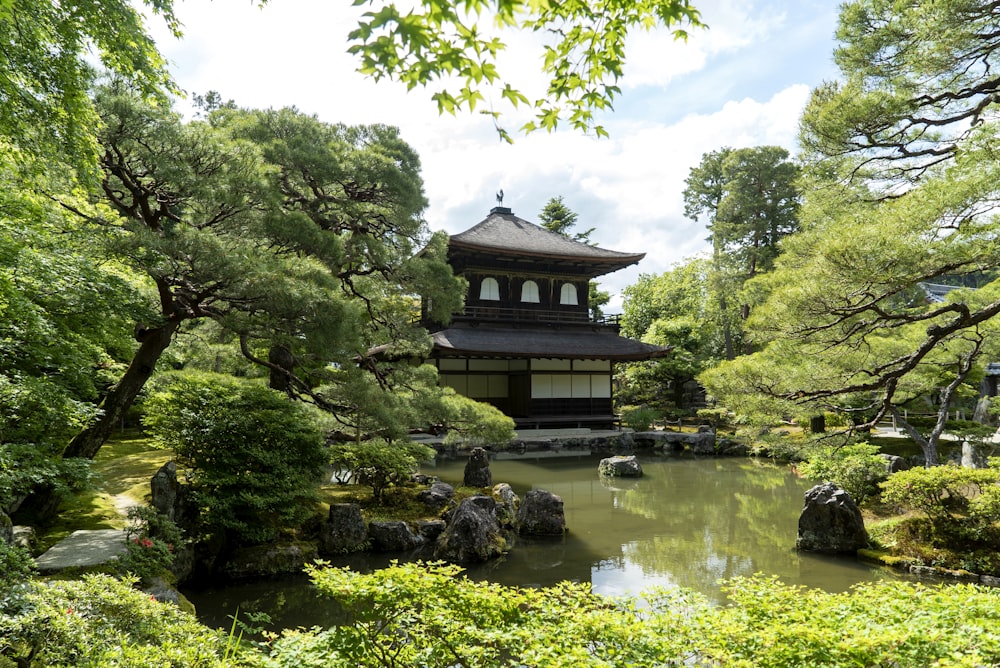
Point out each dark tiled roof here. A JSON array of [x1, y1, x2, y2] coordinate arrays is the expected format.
[[430, 325, 671, 361], [450, 208, 644, 269]]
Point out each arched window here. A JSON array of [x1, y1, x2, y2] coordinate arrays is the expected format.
[[479, 277, 500, 301], [560, 283, 578, 305], [520, 280, 540, 303]]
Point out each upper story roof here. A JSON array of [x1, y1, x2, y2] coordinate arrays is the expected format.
[[449, 207, 644, 277]]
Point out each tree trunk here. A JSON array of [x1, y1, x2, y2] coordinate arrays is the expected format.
[[719, 293, 735, 361], [63, 320, 181, 459], [268, 343, 295, 393]]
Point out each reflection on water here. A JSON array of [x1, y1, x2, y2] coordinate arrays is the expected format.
[[184, 453, 908, 630]]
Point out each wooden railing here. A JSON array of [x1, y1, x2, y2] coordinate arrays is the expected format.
[[454, 306, 620, 327]]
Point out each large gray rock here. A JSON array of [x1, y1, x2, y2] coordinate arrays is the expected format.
[[12, 525, 34, 550], [150, 461, 195, 530], [961, 441, 987, 469], [150, 461, 180, 520], [491, 483, 520, 529], [880, 453, 910, 474], [368, 520, 424, 552], [434, 495, 508, 563], [598, 455, 643, 478], [463, 447, 493, 487], [33, 529, 127, 574], [319, 503, 368, 555], [796, 482, 868, 554], [417, 519, 447, 542], [517, 489, 566, 536], [417, 482, 455, 510]]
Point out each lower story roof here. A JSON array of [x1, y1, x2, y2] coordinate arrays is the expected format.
[[429, 325, 671, 361]]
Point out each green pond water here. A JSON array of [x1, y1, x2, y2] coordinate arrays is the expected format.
[[183, 452, 910, 631]]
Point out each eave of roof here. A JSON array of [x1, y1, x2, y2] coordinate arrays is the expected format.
[[430, 326, 672, 361], [449, 208, 644, 274]]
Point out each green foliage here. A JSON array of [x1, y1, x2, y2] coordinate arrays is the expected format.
[[705, 0, 1000, 466], [880, 465, 998, 522], [347, 0, 703, 140], [254, 561, 1000, 667], [432, 390, 516, 448], [142, 372, 328, 546], [621, 406, 660, 432], [0, 541, 35, 594], [538, 196, 593, 242], [682, 146, 800, 360], [0, 574, 239, 667], [328, 439, 436, 503], [703, 576, 1000, 667], [117, 505, 184, 584], [7, 562, 1000, 667], [798, 442, 888, 505], [0, 0, 178, 172], [263, 560, 701, 667], [0, 441, 94, 514]]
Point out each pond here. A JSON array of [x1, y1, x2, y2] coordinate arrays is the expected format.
[[183, 452, 910, 632]]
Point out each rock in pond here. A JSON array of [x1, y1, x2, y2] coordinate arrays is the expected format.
[[796, 482, 868, 554], [434, 495, 508, 563], [517, 489, 566, 537], [417, 481, 455, 510], [319, 503, 368, 555], [368, 520, 424, 552], [598, 455, 643, 478], [463, 447, 493, 488]]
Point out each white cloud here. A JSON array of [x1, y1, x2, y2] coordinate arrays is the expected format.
[[140, 0, 833, 311], [624, 0, 784, 88]]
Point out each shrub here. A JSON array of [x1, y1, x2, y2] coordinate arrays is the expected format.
[[255, 562, 1000, 668], [117, 505, 184, 584], [798, 442, 888, 505], [0, 540, 35, 595], [0, 574, 238, 667], [329, 439, 435, 503], [142, 372, 328, 547], [880, 464, 998, 522], [622, 406, 660, 432]]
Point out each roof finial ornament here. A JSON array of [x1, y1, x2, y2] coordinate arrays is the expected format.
[[496, 189, 504, 206]]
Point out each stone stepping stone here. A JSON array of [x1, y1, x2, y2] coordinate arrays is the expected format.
[[34, 529, 127, 573]]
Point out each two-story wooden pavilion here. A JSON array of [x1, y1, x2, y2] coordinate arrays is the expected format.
[[423, 206, 670, 429]]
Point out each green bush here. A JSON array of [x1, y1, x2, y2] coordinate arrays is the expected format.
[[252, 561, 1000, 668], [329, 439, 435, 503], [0, 574, 238, 667], [6, 564, 1000, 667], [621, 406, 661, 432], [142, 372, 328, 547], [0, 541, 35, 594], [117, 505, 184, 584], [798, 442, 888, 505], [880, 464, 998, 522], [433, 390, 516, 448]]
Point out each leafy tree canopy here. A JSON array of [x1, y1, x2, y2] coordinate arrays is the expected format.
[[800, 0, 1000, 188], [346, 0, 704, 140], [0, 0, 178, 172], [702, 0, 1000, 465]]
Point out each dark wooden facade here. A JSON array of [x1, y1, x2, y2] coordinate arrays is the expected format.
[[424, 207, 670, 429]]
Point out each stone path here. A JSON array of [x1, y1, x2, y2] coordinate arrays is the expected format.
[[31, 492, 137, 574], [33, 529, 127, 574]]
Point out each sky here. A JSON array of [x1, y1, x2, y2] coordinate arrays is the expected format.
[[140, 0, 842, 311]]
